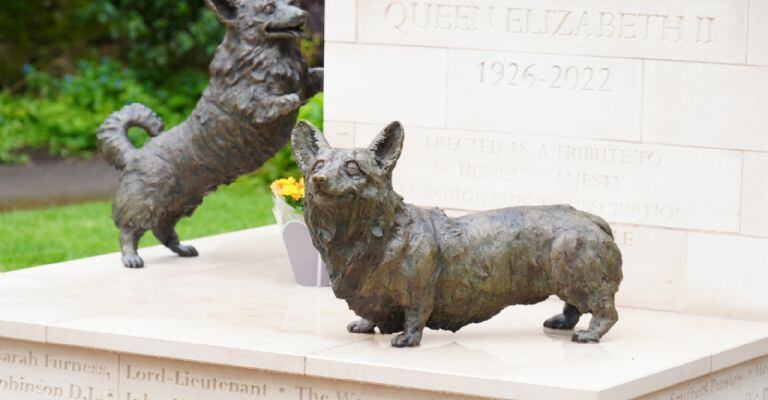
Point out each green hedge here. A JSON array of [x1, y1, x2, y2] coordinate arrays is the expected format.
[[0, 59, 206, 163], [0, 0, 224, 87], [0, 0, 323, 87], [0, 58, 323, 184]]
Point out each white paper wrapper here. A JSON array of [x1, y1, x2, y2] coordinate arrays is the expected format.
[[271, 194, 331, 287], [272, 194, 304, 225]]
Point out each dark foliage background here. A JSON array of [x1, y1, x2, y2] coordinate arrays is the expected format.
[[0, 0, 324, 168]]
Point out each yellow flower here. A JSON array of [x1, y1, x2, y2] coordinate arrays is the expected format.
[[270, 177, 305, 201], [270, 177, 294, 196], [283, 185, 299, 200], [269, 181, 282, 196]]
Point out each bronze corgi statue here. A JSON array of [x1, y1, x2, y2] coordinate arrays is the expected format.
[[98, 0, 323, 268], [291, 121, 623, 347]]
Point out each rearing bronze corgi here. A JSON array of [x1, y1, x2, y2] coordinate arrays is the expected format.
[[98, 0, 322, 268]]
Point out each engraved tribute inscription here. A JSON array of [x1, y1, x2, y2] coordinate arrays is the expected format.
[[355, 125, 741, 232]]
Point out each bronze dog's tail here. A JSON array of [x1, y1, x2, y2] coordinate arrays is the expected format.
[[97, 103, 165, 170]]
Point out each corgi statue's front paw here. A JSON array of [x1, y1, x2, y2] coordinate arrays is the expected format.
[[347, 319, 376, 334], [391, 332, 422, 348], [122, 254, 145, 269]]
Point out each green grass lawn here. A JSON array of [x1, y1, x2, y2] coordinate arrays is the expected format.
[[0, 175, 277, 272]]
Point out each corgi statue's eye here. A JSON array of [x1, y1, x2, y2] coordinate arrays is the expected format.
[[313, 160, 325, 173], [345, 161, 361, 176], [263, 2, 276, 14]]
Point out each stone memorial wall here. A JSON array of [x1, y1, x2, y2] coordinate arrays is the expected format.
[[324, 0, 768, 320]]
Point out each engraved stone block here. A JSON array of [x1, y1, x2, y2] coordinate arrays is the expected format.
[[325, 0, 357, 42], [357, 0, 749, 63], [119, 354, 472, 400], [324, 43, 447, 127], [643, 61, 768, 151], [741, 152, 768, 237], [612, 225, 686, 312], [0, 338, 117, 400], [447, 50, 642, 141], [356, 124, 742, 232], [685, 233, 768, 320], [323, 121, 356, 148], [749, 0, 768, 66], [638, 355, 768, 400]]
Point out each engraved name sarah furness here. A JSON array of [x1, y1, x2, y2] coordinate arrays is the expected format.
[[0, 341, 115, 400]]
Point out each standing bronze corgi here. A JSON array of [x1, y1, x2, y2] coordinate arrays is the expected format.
[[98, 0, 322, 268], [292, 121, 623, 347]]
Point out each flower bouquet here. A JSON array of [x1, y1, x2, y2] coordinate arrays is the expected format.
[[270, 177, 330, 287]]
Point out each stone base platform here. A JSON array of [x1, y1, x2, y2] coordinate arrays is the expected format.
[[0, 225, 767, 400]]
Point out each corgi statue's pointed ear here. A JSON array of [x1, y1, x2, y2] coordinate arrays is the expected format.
[[205, 0, 238, 25], [292, 121, 330, 173], [368, 121, 404, 175]]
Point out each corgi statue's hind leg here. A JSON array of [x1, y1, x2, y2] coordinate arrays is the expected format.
[[152, 218, 198, 258], [544, 302, 582, 330], [572, 297, 618, 343]]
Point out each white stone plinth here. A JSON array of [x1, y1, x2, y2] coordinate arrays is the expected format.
[[0, 226, 767, 399]]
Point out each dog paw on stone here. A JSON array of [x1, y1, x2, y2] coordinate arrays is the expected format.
[[121, 255, 145, 269], [572, 330, 600, 343], [543, 314, 578, 330], [347, 319, 376, 334], [391, 333, 422, 348], [173, 244, 199, 258]]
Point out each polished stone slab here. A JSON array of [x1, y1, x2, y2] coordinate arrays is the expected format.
[[1, 226, 767, 399]]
